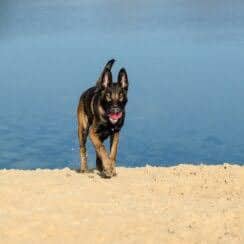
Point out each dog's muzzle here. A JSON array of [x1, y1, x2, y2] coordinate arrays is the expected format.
[[108, 107, 122, 124]]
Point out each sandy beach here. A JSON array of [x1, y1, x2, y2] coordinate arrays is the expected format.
[[0, 164, 244, 243]]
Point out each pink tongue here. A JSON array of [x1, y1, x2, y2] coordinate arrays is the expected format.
[[110, 112, 122, 120]]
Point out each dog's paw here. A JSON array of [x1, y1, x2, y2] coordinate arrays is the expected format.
[[111, 166, 117, 176], [101, 168, 114, 178], [80, 167, 88, 173]]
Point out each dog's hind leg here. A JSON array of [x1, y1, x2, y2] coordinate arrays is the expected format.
[[77, 104, 89, 173]]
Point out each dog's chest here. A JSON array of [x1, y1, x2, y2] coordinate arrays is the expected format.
[[96, 123, 120, 140]]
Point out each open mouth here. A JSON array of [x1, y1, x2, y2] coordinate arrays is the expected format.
[[108, 112, 122, 124]]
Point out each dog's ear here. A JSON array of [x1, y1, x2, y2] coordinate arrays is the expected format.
[[118, 68, 128, 90], [97, 68, 112, 90]]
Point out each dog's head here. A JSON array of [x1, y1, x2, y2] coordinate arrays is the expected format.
[[96, 68, 129, 124]]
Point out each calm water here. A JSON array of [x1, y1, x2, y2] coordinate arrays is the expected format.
[[0, 0, 244, 169]]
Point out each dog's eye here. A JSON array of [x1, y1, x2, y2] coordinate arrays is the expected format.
[[119, 93, 124, 101], [106, 93, 111, 101]]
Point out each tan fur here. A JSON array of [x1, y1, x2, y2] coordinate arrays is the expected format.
[[89, 126, 114, 176], [77, 102, 89, 172], [110, 132, 119, 175]]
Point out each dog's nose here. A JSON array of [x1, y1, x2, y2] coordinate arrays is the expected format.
[[111, 107, 121, 114]]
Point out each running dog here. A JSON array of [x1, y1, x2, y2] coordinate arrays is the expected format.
[[77, 59, 129, 178]]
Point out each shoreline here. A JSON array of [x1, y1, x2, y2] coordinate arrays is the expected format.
[[1, 164, 244, 243]]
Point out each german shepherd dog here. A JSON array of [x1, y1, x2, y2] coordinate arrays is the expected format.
[[77, 59, 129, 178]]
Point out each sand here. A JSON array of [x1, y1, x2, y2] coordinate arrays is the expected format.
[[0, 164, 244, 244]]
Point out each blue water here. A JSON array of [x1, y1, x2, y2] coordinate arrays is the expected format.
[[0, 0, 244, 169]]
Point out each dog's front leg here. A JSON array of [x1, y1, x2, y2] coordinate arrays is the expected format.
[[110, 132, 119, 176], [89, 127, 113, 178]]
